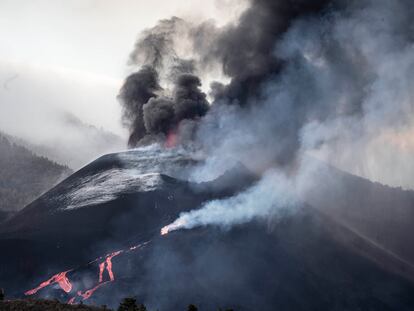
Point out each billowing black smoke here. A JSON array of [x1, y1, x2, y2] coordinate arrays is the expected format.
[[160, 0, 414, 232], [118, 66, 161, 146], [119, 16, 210, 147], [119, 0, 338, 157], [196, 0, 332, 106], [143, 74, 208, 136], [192, 0, 340, 166], [119, 0, 414, 176]]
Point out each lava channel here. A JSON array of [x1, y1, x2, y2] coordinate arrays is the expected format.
[[25, 270, 73, 295], [165, 130, 178, 148], [27, 241, 150, 303]]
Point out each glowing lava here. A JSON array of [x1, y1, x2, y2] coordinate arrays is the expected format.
[[66, 251, 123, 303], [165, 130, 178, 148], [98, 262, 105, 283], [161, 219, 187, 235], [77, 282, 109, 300], [102, 251, 122, 281], [25, 270, 73, 295], [25, 241, 150, 303], [161, 226, 170, 235]]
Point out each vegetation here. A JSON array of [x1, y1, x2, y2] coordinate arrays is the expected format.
[[0, 297, 234, 311], [188, 304, 198, 311], [0, 299, 108, 311], [0, 133, 72, 213], [117, 298, 146, 311]]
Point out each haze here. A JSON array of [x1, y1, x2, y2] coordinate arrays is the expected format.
[[0, 0, 246, 167]]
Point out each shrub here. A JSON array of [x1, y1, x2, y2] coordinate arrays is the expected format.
[[188, 304, 198, 311], [118, 297, 147, 311]]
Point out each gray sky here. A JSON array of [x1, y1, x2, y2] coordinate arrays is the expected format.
[[0, 0, 244, 80], [1, 0, 413, 189], [0, 0, 245, 135], [0, 0, 245, 167]]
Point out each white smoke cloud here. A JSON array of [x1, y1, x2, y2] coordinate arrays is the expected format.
[[164, 0, 414, 234], [291, 0, 414, 189], [191, 0, 414, 188], [162, 169, 299, 234]]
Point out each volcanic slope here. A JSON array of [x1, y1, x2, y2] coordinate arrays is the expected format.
[[1, 147, 414, 310], [0, 145, 255, 296]]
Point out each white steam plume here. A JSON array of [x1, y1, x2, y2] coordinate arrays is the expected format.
[[161, 170, 298, 234], [164, 0, 414, 234]]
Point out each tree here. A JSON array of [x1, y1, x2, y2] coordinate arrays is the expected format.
[[118, 297, 147, 311], [188, 304, 198, 311], [137, 303, 147, 311], [0, 288, 4, 301]]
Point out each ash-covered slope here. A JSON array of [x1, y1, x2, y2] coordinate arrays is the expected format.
[[1, 147, 414, 310], [0, 145, 255, 297], [302, 161, 414, 267]]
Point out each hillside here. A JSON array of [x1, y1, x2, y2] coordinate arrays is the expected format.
[[1, 147, 414, 310], [0, 133, 72, 212], [23, 112, 125, 169], [0, 299, 109, 311]]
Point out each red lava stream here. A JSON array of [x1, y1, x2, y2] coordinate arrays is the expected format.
[[24, 242, 150, 304]]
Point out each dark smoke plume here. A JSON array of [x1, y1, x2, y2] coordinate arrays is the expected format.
[[142, 74, 209, 136], [161, 0, 414, 232], [120, 0, 414, 183], [129, 17, 185, 69], [119, 16, 210, 147], [143, 97, 175, 135], [118, 66, 160, 146], [196, 0, 332, 106], [119, 0, 338, 157], [173, 74, 208, 121], [186, 0, 339, 166]]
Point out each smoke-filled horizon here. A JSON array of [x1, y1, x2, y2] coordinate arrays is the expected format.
[[0, 0, 247, 170], [120, 0, 414, 191], [118, 0, 414, 232]]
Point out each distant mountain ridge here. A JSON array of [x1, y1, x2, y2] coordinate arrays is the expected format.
[[0, 132, 72, 212], [4, 112, 125, 170]]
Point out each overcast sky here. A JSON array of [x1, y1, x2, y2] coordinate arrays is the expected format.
[[1, 1, 414, 188], [0, 0, 244, 79], [0, 0, 245, 137]]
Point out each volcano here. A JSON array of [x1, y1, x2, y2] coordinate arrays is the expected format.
[[1, 146, 414, 310]]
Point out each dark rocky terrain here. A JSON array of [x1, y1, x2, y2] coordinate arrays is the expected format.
[[1, 147, 414, 311], [0, 299, 109, 311]]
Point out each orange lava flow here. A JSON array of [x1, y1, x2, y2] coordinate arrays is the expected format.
[[106, 252, 118, 281], [25, 270, 72, 296], [161, 226, 170, 235], [98, 262, 105, 283], [77, 282, 109, 301], [69, 250, 123, 302], [100, 250, 122, 282], [165, 130, 178, 148], [26, 241, 151, 303], [161, 219, 187, 236]]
